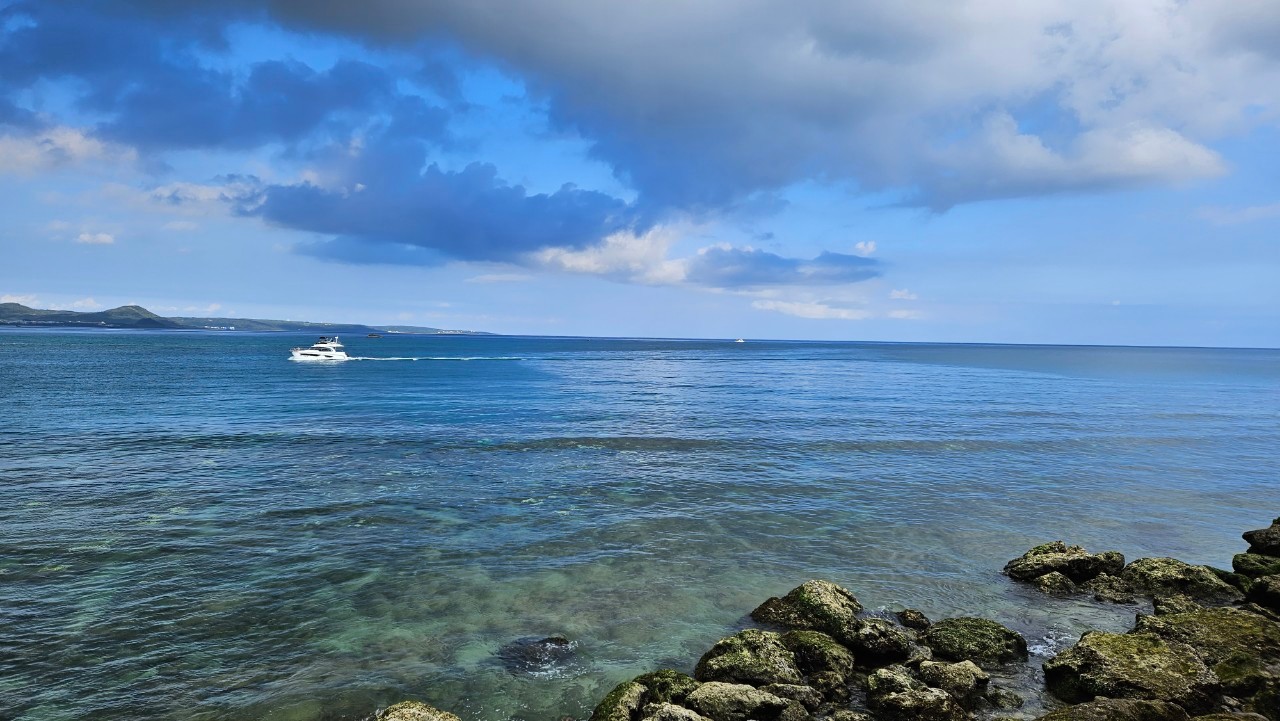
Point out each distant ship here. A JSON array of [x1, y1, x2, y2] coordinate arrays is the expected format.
[[289, 336, 349, 361], [367, 333, 382, 338], [734, 338, 745, 343]]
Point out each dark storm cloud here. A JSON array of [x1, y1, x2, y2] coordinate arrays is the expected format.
[[685, 247, 880, 288]]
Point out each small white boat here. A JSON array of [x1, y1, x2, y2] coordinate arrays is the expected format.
[[290, 336, 349, 361], [734, 338, 745, 343]]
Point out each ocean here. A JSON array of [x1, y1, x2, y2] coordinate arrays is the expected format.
[[2, 331, 1278, 721]]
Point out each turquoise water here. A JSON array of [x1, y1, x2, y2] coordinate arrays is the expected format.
[[2, 331, 1278, 721]]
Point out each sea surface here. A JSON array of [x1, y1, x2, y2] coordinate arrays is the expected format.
[[2, 331, 1278, 721]]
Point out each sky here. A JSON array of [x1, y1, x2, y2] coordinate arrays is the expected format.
[[1, 1, 1278, 346]]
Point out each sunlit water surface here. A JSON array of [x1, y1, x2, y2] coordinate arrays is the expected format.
[[2, 332, 1278, 721]]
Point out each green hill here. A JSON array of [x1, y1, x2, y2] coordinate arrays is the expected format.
[[0, 303, 487, 334]]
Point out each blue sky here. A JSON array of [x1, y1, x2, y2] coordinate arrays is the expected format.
[[1, 1, 1278, 345]]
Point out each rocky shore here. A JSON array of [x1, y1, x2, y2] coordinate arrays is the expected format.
[[382, 518, 1280, 721]]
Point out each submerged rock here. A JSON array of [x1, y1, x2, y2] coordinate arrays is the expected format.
[[1122, 558, 1244, 604], [1004, 541, 1125, 584], [382, 701, 463, 721], [683, 682, 792, 721], [496, 635, 575, 675], [925, 617, 1029, 666], [1042, 631, 1220, 713], [1244, 518, 1280, 556], [694, 629, 803, 687], [751, 580, 863, 644], [1032, 699, 1191, 721]]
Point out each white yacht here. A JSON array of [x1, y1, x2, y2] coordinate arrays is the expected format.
[[290, 336, 350, 361]]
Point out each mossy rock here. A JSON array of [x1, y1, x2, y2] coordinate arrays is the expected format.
[[683, 681, 791, 721], [850, 618, 912, 667], [1243, 518, 1280, 556], [1004, 542, 1125, 583], [925, 617, 1028, 666], [897, 609, 932, 630], [780, 630, 855, 677], [1134, 606, 1280, 696], [1032, 698, 1190, 721], [635, 670, 700, 706], [869, 686, 967, 721], [1084, 574, 1138, 604], [750, 580, 863, 644], [1233, 554, 1280, 580], [1189, 715, 1270, 721], [1042, 631, 1220, 713], [918, 660, 989, 708], [695, 629, 803, 686], [1122, 558, 1244, 604], [640, 703, 712, 721], [1209, 566, 1254, 594], [382, 701, 464, 721], [1035, 571, 1079, 595], [591, 681, 648, 721], [1248, 575, 1280, 613], [759, 683, 824, 711]]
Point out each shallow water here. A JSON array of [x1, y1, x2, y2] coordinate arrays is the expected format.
[[2, 332, 1278, 720]]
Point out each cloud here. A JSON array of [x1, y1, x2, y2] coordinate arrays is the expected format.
[[69, 297, 102, 309], [854, 241, 877, 257], [887, 309, 923, 320], [1, 293, 39, 305], [684, 247, 880, 289], [75, 232, 115, 244], [534, 227, 687, 284], [890, 288, 918, 300], [0, 127, 133, 173], [162, 220, 199, 231], [1197, 202, 1280, 225], [752, 299, 872, 320]]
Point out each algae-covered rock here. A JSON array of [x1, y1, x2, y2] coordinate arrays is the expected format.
[[1084, 574, 1139, 604], [634, 670, 700, 706], [1209, 567, 1255, 595], [1190, 715, 1270, 721], [760, 683, 823, 711], [1042, 631, 1220, 713], [1234, 554, 1280, 580], [925, 617, 1028, 666], [897, 609, 932, 630], [1153, 595, 1205, 616], [695, 629, 803, 686], [828, 712, 875, 721], [1122, 558, 1244, 604], [1248, 575, 1280, 612], [1004, 542, 1125, 583], [1135, 606, 1280, 698], [1244, 518, 1280, 556], [780, 630, 855, 678], [985, 686, 1024, 709], [1032, 698, 1191, 721], [684, 682, 791, 721], [850, 618, 912, 666], [918, 659, 989, 708], [869, 686, 968, 721], [750, 580, 863, 643], [640, 703, 712, 721], [807, 670, 850, 703], [867, 665, 923, 696], [591, 681, 648, 721], [1035, 571, 1080, 595], [382, 701, 464, 721], [496, 635, 575, 675]]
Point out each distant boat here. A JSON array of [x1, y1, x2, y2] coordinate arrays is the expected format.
[[367, 333, 382, 338], [734, 338, 745, 343], [290, 336, 349, 361]]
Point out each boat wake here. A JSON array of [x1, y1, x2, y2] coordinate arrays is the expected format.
[[347, 356, 523, 362]]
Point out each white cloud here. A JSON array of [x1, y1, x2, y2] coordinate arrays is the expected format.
[[1196, 202, 1280, 225], [752, 299, 872, 320], [888, 309, 924, 320], [76, 232, 115, 245], [466, 273, 534, 283], [0, 127, 135, 173], [70, 297, 102, 310], [853, 241, 877, 257], [1, 293, 39, 305], [534, 226, 689, 285], [890, 288, 919, 300]]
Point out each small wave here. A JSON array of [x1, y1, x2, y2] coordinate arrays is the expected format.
[[1028, 629, 1075, 657], [348, 356, 523, 361]]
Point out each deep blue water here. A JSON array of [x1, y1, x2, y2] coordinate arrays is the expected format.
[[2, 331, 1278, 721]]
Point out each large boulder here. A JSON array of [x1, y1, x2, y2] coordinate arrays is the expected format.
[[591, 682, 649, 721], [1005, 541, 1125, 583], [694, 629, 803, 687], [683, 682, 792, 721], [1248, 575, 1280, 613], [1122, 558, 1244, 604], [1032, 699, 1191, 721], [925, 617, 1028, 666], [1230, 551, 1278, 580], [751, 580, 863, 644], [918, 660, 989, 708], [850, 618, 912, 666], [634, 670, 701, 706], [867, 665, 966, 721], [1244, 518, 1280, 556], [640, 704, 712, 721], [382, 701, 464, 721], [780, 630, 855, 677], [1042, 631, 1220, 713], [1134, 606, 1280, 696]]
